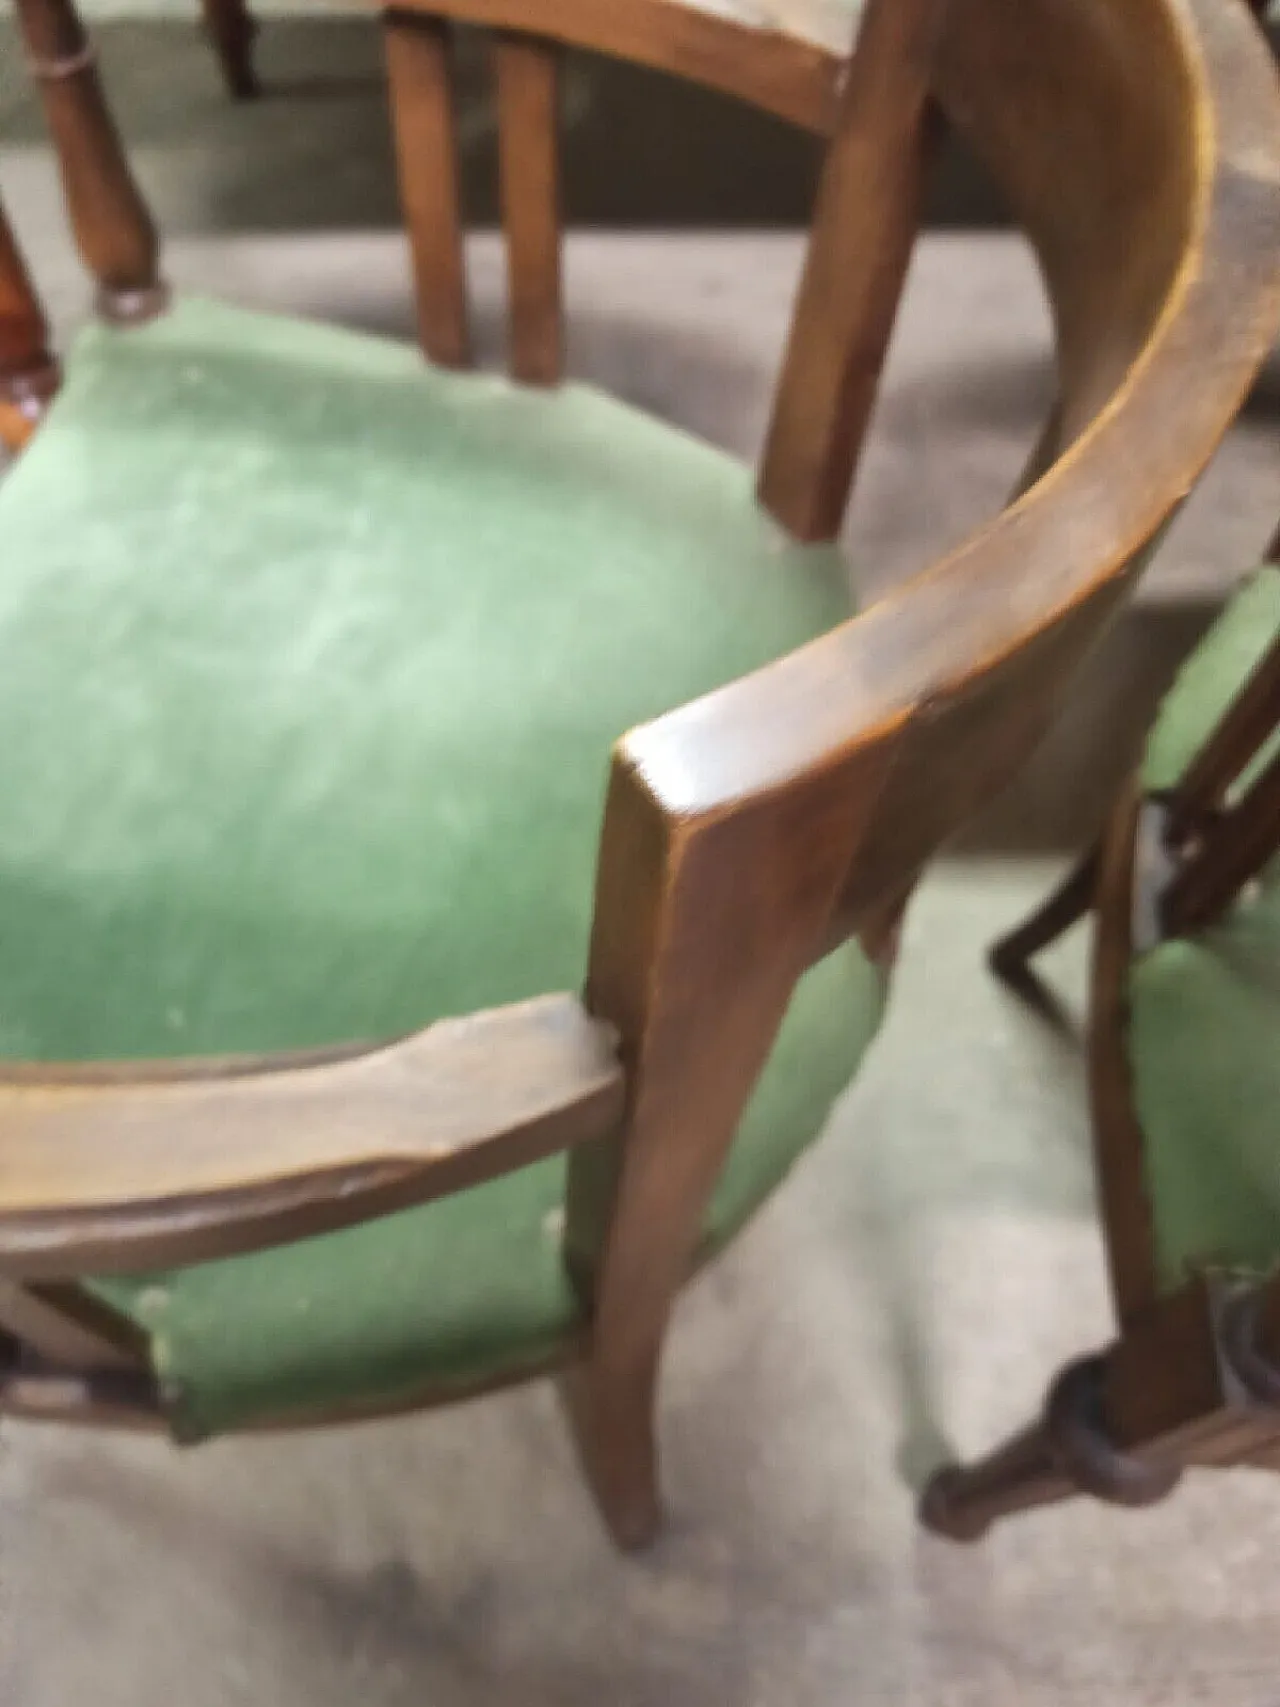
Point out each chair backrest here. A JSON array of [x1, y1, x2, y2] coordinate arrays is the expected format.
[[5, 0, 1276, 564]]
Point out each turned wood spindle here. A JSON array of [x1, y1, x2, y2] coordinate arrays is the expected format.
[[14, 0, 167, 323]]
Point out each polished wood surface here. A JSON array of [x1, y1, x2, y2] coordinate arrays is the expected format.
[[0, 995, 623, 1278], [384, 0, 844, 130], [564, 734, 899, 1542], [496, 32, 563, 384], [758, 0, 947, 541], [384, 9, 471, 367], [1087, 789, 1162, 1325], [924, 558, 1280, 1536]]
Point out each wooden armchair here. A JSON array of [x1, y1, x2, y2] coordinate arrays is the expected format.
[[0, 0, 1277, 1552], [922, 517, 1280, 1542]]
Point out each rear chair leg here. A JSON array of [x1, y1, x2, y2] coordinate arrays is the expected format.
[[920, 1356, 1180, 1542], [201, 0, 260, 99], [989, 843, 1100, 983]]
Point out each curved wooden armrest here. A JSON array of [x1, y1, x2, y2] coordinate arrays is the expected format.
[[0, 995, 623, 1279]]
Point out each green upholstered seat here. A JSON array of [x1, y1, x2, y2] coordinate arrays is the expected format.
[[0, 295, 884, 1436], [1131, 566, 1280, 1294]]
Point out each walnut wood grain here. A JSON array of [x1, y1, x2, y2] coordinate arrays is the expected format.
[[1087, 785, 1162, 1325], [1171, 627, 1280, 829], [0, 995, 622, 1277], [561, 0, 1275, 1544], [563, 736, 899, 1544], [988, 844, 1101, 981], [758, 0, 947, 541], [495, 32, 563, 385], [14, 0, 166, 321], [384, 10, 471, 368]]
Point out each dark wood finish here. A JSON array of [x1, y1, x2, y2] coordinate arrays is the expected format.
[[0, 1278, 148, 1370], [563, 738, 901, 1544], [14, 0, 166, 322], [200, 0, 260, 99], [758, 0, 946, 541], [0, 196, 59, 450], [495, 32, 563, 385], [384, 10, 471, 369], [387, 0, 843, 134], [8, 0, 1280, 1553], [0, 995, 622, 1278], [989, 843, 1101, 980]]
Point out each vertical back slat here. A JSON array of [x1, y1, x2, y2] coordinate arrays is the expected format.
[[0, 199, 59, 446], [385, 10, 471, 369], [495, 32, 563, 385], [757, 0, 949, 542], [15, 0, 166, 321]]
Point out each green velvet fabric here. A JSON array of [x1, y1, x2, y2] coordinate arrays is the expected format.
[[1131, 566, 1280, 1293], [0, 296, 884, 1435]]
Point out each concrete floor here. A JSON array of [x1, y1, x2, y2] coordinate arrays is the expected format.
[[3, 30, 1280, 1706]]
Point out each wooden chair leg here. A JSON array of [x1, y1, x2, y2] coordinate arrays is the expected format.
[[920, 1356, 1181, 1542], [989, 842, 1101, 982], [15, 0, 167, 323], [0, 198, 59, 450], [200, 0, 260, 99], [495, 32, 563, 386]]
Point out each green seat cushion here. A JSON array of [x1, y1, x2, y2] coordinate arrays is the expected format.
[[1131, 566, 1280, 1292], [0, 295, 883, 1434]]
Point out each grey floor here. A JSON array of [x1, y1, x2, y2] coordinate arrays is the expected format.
[[3, 25, 1280, 1706]]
